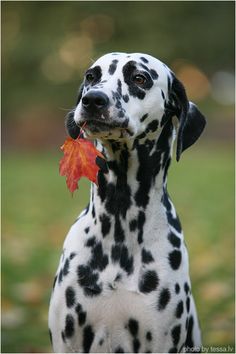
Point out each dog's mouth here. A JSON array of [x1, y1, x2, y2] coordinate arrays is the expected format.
[[78, 117, 133, 138], [80, 119, 123, 132]]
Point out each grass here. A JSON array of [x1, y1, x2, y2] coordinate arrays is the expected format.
[[1, 143, 235, 353]]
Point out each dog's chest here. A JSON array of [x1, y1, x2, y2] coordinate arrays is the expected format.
[[49, 191, 192, 353], [54, 196, 188, 302], [51, 251, 186, 353]]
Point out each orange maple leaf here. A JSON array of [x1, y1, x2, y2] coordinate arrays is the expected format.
[[59, 137, 104, 194]]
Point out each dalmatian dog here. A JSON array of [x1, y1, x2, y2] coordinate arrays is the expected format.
[[48, 52, 206, 353]]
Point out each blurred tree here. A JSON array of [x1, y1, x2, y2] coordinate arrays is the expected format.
[[2, 1, 234, 120]]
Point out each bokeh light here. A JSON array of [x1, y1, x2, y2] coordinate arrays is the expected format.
[[41, 51, 74, 83], [211, 71, 235, 105], [59, 33, 94, 72], [172, 59, 211, 101], [80, 14, 114, 43]]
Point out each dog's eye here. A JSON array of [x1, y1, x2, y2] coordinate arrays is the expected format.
[[133, 74, 146, 85], [85, 73, 95, 82]]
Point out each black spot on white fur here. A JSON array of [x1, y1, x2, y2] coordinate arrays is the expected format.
[[58, 257, 70, 284], [115, 347, 125, 353], [77, 265, 102, 297], [65, 314, 75, 338], [65, 286, 76, 308], [184, 282, 190, 294], [175, 283, 180, 294], [86, 236, 96, 248], [139, 270, 159, 293], [176, 300, 184, 319], [109, 59, 118, 75], [140, 56, 149, 63], [49, 329, 53, 345], [146, 331, 152, 341], [168, 232, 181, 248], [128, 318, 139, 337], [168, 250, 182, 270], [158, 288, 171, 311], [89, 241, 109, 271], [171, 324, 181, 346], [75, 303, 87, 326], [111, 244, 134, 275], [99, 213, 111, 237], [142, 248, 154, 264], [83, 325, 95, 352], [140, 113, 148, 122]]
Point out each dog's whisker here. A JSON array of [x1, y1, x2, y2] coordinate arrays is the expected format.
[[58, 107, 75, 112]]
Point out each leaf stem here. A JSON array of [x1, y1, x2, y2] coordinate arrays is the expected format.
[[78, 122, 87, 139]]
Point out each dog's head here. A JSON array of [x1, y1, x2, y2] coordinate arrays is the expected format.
[[66, 52, 206, 160]]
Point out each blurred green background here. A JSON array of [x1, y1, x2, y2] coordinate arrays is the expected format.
[[1, 1, 235, 353]]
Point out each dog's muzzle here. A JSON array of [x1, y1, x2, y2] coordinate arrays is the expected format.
[[75, 90, 130, 137], [79, 90, 117, 133]]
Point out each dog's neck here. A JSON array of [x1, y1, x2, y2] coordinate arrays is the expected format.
[[87, 120, 175, 234]]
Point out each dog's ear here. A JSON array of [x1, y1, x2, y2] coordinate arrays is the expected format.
[[65, 84, 84, 139], [169, 74, 206, 161]]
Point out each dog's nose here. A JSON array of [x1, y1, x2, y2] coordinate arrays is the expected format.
[[82, 91, 109, 112]]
